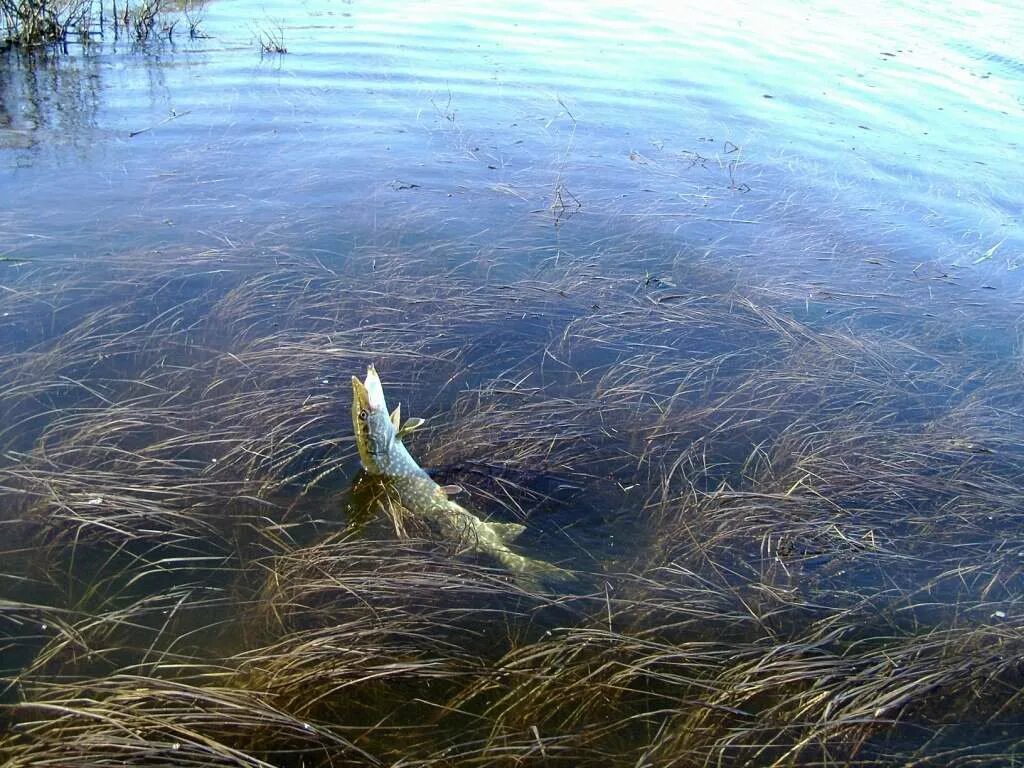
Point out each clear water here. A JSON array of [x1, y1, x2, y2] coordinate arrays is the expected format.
[[3, 0, 1021, 280], [2, 0, 1023, 763]]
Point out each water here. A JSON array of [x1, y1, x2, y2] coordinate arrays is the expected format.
[[1, 1, 1023, 765], [4, 1, 1021, 275]]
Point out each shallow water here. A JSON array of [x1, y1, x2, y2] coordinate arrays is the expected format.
[[2, 1, 1023, 765], [3, 0, 1022, 278]]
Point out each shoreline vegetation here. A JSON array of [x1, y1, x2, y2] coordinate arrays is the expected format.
[[1, 0, 208, 48], [1, 241, 1021, 766]]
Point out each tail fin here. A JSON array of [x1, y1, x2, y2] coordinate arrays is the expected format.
[[499, 551, 577, 592]]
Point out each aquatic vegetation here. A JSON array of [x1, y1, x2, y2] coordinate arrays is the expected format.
[[3, 671, 377, 767], [0, 0, 208, 47], [1, 0, 90, 46], [257, 22, 286, 55], [2, 0, 1021, 759], [1, 239, 1023, 767]]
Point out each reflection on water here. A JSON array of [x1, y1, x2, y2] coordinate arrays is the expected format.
[[1, 1, 1023, 766], [0, 48, 101, 154]]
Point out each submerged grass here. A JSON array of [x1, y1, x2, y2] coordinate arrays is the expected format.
[[1, 238, 1022, 766]]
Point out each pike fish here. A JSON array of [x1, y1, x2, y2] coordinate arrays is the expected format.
[[351, 365, 571, 588]]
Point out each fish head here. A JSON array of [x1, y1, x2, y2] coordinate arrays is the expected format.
[[351, 364, 396, 474]]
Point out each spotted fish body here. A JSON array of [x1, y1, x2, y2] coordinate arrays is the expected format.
[[351, 365, 569, 587]]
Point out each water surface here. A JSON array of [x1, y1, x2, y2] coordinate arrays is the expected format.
[[1, 1, 1023, 765]]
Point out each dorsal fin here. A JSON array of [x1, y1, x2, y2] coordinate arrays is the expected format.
[[390, 403, 401, 430]]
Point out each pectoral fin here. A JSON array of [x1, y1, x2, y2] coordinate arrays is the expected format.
[[390, 404, 401, 430], [398, 417, 426, 437], [440, 484, 464, 496]]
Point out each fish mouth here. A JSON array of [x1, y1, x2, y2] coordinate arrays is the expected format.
[[351, 364, 387, 412], [351, 372, 371, 414]]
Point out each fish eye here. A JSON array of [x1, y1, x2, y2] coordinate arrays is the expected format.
[[358, 409, 369, 422]]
